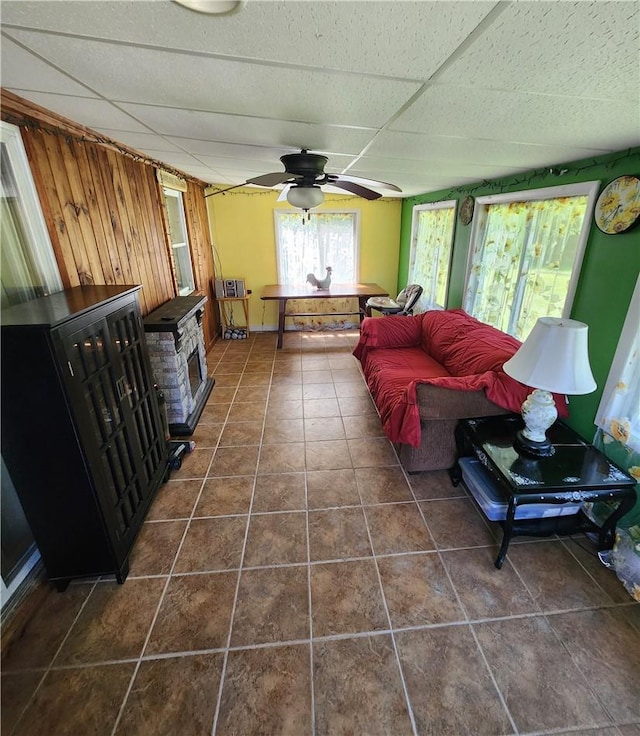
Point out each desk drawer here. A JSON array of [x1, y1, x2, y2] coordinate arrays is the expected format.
[[459, 458, 580, 521]]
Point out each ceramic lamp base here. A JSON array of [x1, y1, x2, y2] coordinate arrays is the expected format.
[[517, 388, 557, 457]]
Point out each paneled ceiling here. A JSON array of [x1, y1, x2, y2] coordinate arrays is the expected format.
[[2, 0, 639, 197]]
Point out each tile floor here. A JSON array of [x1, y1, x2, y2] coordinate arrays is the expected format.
[[2, 329, 639, 736]]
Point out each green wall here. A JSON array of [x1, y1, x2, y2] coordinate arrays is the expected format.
[[398, 147, 640, 440]]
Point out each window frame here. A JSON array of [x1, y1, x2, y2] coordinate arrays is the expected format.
[[408, 200, 456, 311], [463, 181, 599, 335], [274, 209, 361, 285], [162, 186, 196, 297]]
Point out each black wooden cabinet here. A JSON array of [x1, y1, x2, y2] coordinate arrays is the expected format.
[[1, 285, 167, 590]]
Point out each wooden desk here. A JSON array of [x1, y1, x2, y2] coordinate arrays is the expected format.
[[261, 283, 388, 348]]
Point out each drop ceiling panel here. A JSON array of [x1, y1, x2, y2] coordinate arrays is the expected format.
[[6, 29, 422, 128], [5, 91, 151, 133], [118, 104, 378, 154], [350, 155, 522, 179], [391, 85, 640, 149], [1, 0, 496, 79], [369, 130, 610, 170], [0, 36, 98, 97], [438, 1, 640, 100]]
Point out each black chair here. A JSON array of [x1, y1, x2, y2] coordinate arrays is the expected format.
[[366, 284, 424, 316]]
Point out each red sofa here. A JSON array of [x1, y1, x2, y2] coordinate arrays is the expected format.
[[353, 309, 568, 472]]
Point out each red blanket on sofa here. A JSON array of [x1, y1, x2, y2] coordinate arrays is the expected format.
[[353, 309, 569, 447]]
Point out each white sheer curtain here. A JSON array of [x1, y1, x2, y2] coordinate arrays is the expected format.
[[463, 184, 596, 340], [275, 211, 358, 284], [408, 202, 455, 311]]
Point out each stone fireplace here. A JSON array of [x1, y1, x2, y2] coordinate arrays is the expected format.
[[143, 295, 214, 436]]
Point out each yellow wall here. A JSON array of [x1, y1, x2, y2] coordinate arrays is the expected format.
[[206, 186, 402, 330]]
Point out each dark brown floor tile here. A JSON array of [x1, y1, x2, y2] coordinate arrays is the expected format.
[[199, 403, 231, 423], [419, 498, 497, 549], [338, 396, 378, 417], [378, 553, 465, 627], [262, 418, 304, 444], [269, 384, 302, 401], [266, 399, 303, 420], [233, 385, 269, 402], [147, 480, 202, 520], [145, 572, 237, 654], [311, 560, 387, 637], [333, 381, 368, 397], [355, 466, 413, 504], [306, 469, 360, 508], [1, 671, 43, 734], [341, 414, 386, 439], [252, 472, 306, 511], [408, 469, 468, 500], [313, 635, 413, 736], [208, 374, 240, 389], [170, 448, 214, 479], [231, 567, 309, 646], [2, 584, 92, 671], [54, 578, 165, 665], [189, 422, 224, 448], [441, 547, 541, 619], [218, 421, 264, 446], [548, 607, 640, 723], [302, 383, 336, 400], [216, 644, 312, 736], [475, 615, 609, 732], [507, 540, 613, 611], [365, 503, 435, 554], [195, 476, 254, 516], [129, 520, 187, 576], [308, 507, 372, 561], [257, 443, 306, 473], [209, 446, 259, 476], [239, 373, 271, 388], [12, 663, 134, 736], [304, 416, 345, 441], [305, 440, 353, 470], [565, 537, 634, 603], [243, 512, 308, 566], [115, 653, 223, 736], [174, 517, 247, 573], [300, 369, 332, 384], [396, 626, 513, 736], [227, 401, 266, 423], [206, 386, 237, 404], [304, 398, 340, 418], [348, 437, 399, 467]]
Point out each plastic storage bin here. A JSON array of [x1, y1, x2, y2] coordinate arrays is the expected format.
[[459, 457, 581, 521]]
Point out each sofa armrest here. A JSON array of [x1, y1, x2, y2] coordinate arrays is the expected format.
[[415, 384, 508, 420], [353, 315, 423, 360]]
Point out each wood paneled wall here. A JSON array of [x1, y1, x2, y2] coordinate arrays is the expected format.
[[1, 90, 218, 348]]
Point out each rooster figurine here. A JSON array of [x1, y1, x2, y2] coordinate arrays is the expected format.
[[306, 266, 332, 290]]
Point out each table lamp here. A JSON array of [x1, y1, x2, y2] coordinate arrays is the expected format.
[[503, 317, 596, 457]]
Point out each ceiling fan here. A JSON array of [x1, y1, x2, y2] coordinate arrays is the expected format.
[[206, 150, 402, 209]]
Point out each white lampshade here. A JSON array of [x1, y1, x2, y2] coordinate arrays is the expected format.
[[172, 0, 245, 14], [287, 185, 324, 210], [503, 317, 596, 395]]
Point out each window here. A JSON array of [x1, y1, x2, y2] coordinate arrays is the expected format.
[[275, 211, 359, 284], [162, 187, 195, 296], [463, 182, 598, 340], [0, 121, 62, 308], [408, 201, 456, 311]]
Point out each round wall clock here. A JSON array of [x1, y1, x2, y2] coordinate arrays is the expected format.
[[459, 195, 475, 226], [594, 175, 640, 234]]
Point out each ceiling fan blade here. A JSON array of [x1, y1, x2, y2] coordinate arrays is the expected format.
[[330, 173, 402, 192], [330, 179, 382, 200], [246, 172, 299, 187], [277, 184, 291, 202]]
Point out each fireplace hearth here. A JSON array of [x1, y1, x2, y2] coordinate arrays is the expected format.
[[143, 295, 214, 436]]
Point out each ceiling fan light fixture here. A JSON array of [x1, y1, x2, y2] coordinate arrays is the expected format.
[[171, 0, 245, 15], [287, 185, 324, 210]]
